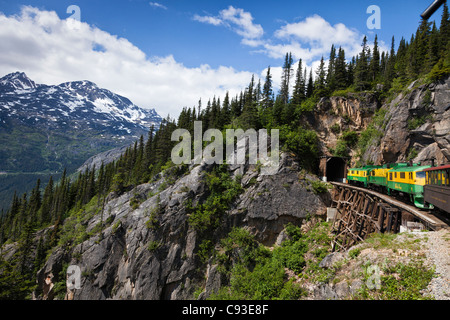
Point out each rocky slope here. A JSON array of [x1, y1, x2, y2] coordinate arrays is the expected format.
[[24, 152, 329, 300]]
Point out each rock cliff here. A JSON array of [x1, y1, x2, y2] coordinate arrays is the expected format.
[[33, 152, 330, 300], [311, 76, 449, 166], [361, 77, 450, 165]]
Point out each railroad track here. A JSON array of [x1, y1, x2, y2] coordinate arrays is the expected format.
[[329, 182, 449, 251]]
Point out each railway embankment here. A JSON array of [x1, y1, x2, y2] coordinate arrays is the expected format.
[[301, 227, 450, 300]]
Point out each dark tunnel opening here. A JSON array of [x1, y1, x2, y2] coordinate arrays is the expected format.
[[319, 156, 348, 183]]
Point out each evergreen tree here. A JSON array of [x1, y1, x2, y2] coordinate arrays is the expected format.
[[314, 56, 327, 96], [426, 22, 440, 71], [221, 92, 231, 126], [384, 36, 396, 88], [440, 1, 450, 54], [262, 67, 274, 110], [326, 45, 337, 92], [354, 36, 370, 90], [369, 35, 381, 83], [291, 59, 306, 107], [334, 47, 347, 90], [306, 69, 314, 98], [39, 176, 54, 226], [280, 52, 294, 104]]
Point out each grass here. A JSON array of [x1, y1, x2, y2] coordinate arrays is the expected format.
[[357, 260, 435, 300]]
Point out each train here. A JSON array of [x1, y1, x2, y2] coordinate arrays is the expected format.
[[347, 163, 450, 214]]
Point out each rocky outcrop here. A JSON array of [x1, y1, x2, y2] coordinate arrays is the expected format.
[[77, 145, 129, 172], [363, 76, 450, 165], [312, 92, 380, 156], [33, 152, 329, 300]]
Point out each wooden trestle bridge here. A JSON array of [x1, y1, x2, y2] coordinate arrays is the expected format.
[[330, 182, 448, 252]]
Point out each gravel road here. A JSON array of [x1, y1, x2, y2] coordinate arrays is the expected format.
[[424, 229, 450, 300]]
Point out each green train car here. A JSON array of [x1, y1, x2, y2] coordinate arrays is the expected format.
[[368, 163, 409, 190], [347, 163, 433, 209], [386, 164, 433, 209], [347, 166, 380, 187]]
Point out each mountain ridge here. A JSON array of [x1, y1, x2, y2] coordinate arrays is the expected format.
[[0, 71, 162, 211]]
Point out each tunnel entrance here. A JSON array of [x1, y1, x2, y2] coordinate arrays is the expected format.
[[319, 156, 348, 183]]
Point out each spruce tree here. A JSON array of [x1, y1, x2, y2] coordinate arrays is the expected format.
[[280, 52, 294, 104], [354, 36, 370, 90], [440, 1, 450, 55], [426, 22, 440, 71], [334, 47, 347, 90], [327, 45, 337, 92], [314, 56, 327, 96], [306, 69, 314, 98], [370, 35, 381, 83], [292, 59, 306, 107], [262, 67, 274, 110]]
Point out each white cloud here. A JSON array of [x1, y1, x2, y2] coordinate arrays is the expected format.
[[149, 2, 167, 10], [193, 6, 263, 44], [0, 6, 255, 118], [194, 7, 366, 72], [271, 14, 363, 63], [193, 14, 223, 26]]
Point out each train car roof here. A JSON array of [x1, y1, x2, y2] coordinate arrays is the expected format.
[[423, 164, 450, 171], [389, 165, 431, 172], [348, 166, 381, 171]]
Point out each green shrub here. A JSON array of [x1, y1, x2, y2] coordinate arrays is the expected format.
[[273, 240, 307, 274], [426, 58, 450, 82], [311, 180, 329, 194], [280, 126, 319, 171], [188, 165, 243, 232], [358, 260, 435, 300]]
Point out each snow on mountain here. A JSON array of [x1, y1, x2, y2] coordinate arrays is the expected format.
[[0, 72, 38, 92], [0, 72, 162, 136]]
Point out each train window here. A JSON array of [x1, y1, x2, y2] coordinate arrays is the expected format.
[[395, 173, 397, 178], [400, 172, 405, 179], [389, 173, 393, 180], [409, 173, 413, 180], [416, 172, 426, 179]]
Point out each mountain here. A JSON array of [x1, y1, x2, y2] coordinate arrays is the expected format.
[[0, 71, 162, 211]]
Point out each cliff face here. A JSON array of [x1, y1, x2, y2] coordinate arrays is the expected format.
[[363, 77, 450, 165], [312, 76, 449, 166], [312, 92, 380, 158], [33, 153, 329, 300]]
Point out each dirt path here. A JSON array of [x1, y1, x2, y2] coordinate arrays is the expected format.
[[424, 229, 450, 300]]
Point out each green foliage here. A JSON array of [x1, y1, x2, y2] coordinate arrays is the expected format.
[[310, 180, 330, 194], [426, 58, 450, 82], [348, 248, 361, 259], [334, 130, 358, 157], [210, 227, 305, 300], [3, 5, 450, 299], [147, 240, 162, 252], [272, 240, 307, 274], [358, 261, 435, 300], [211, 222, 334, 300], [330, 123, 341, 134], [188, 166, 243, 232], [407, 114, 432, 130], [357, 108, 388, 157], [0, 256, 36, 299], [280, 126, 319, 171]]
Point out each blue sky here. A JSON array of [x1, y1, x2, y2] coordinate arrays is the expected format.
[[0, 0, 446, 117]]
